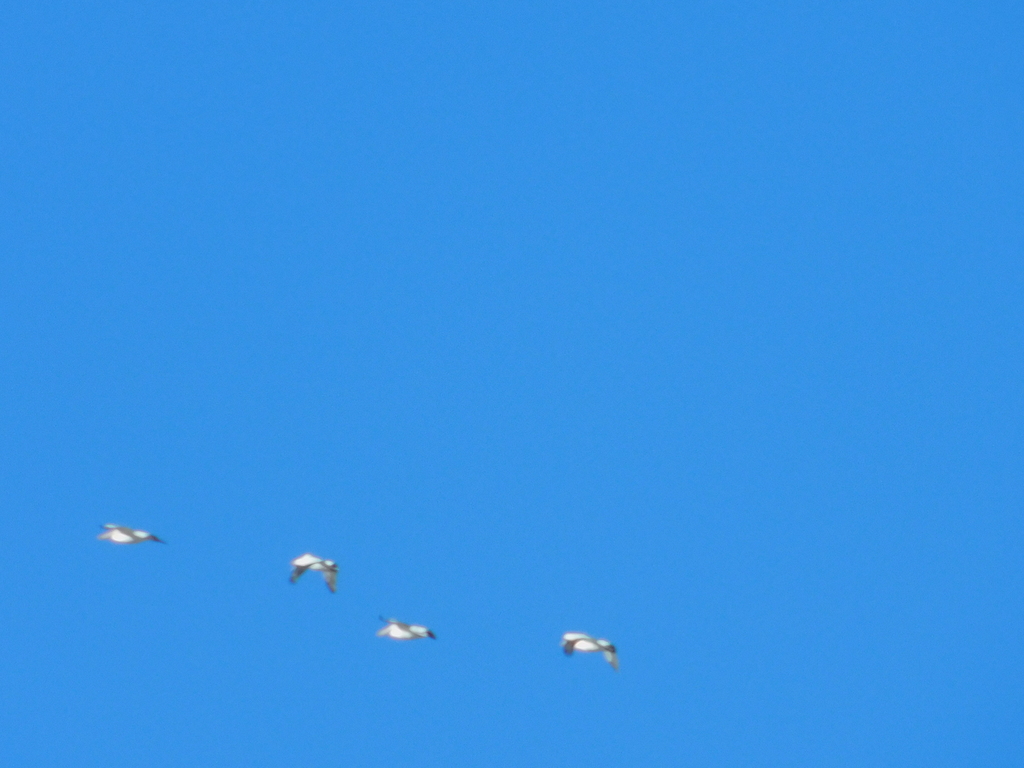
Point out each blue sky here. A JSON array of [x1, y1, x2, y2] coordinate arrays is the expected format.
[[1, 1, 1022, 766]]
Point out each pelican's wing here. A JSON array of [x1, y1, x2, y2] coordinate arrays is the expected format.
[[603, 650, 619, 670], [322, 569, 337, 593], [290, 565, 310, 583], [562, 639, 577, 656], [376, 624, 393, 637], [97, 530, 113, 540]]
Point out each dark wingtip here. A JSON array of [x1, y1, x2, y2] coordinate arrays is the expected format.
[[151, 537, 167, 544], [428, 631, 436, 639]]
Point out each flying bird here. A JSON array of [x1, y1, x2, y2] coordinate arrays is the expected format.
[[97, 524, 165, 545], [289, 553, 339, 592], [561, 631, 619, 670], [377, 616, 436, 640]]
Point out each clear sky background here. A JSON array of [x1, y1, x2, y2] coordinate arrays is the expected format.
[[1, 2, 1022, 766]]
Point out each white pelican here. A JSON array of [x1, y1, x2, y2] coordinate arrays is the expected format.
[[289, 553, 339, 593], [97, 524, 165, 545], [377, 616, 436, 640], [561, 631, 618, 670]]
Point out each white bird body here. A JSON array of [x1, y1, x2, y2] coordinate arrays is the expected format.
[[97, 524, 165, 544], [561, 631, 619, 670], [290, 553, 339, 592], [377, 617, 436, 640]]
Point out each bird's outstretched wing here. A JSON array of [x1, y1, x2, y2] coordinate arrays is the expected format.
[[323, 569, 337, 593], [563, 639, 577, 656], [603, 650, 620, 670], [290, 565, 309, 583]]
